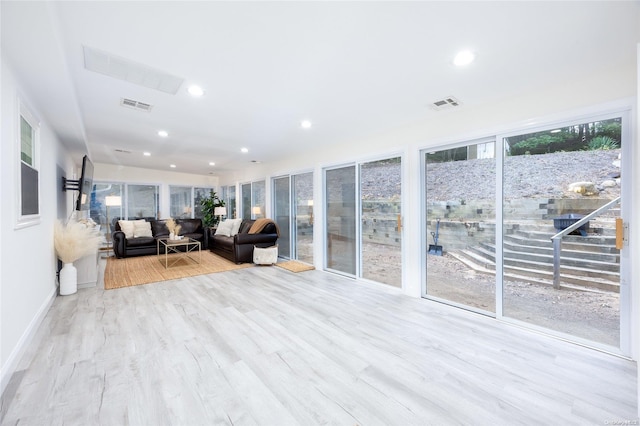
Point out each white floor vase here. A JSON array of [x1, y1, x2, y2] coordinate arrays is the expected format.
[[59, 262, 77, 295]]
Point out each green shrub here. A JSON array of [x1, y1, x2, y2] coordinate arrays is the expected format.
[[587, 136, 619, 151]]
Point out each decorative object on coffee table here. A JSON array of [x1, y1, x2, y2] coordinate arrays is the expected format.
[[53, 220, 102, 295], [165, 218, 182, 240]]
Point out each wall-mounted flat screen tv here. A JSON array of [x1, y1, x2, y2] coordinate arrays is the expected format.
[[76, 155, 94, 211]]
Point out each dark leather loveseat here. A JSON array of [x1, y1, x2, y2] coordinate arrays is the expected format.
[[112, 217, 206, 259], [209, 219, 279, 264]]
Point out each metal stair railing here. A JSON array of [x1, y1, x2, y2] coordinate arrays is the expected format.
[[550, 197, 620, 289]]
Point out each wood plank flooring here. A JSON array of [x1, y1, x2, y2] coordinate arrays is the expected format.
[[1, 264, 637, 425]]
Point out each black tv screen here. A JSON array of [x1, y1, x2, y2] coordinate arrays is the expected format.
[[76, 155, 94, 211]]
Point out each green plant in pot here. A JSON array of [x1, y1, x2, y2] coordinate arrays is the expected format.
[[201, 190, 225, 227]]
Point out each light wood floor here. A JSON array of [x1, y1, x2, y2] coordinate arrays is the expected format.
[[1, 264, 637, 425]]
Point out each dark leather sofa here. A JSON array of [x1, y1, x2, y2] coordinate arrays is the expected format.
[[112, 217, 206, 259], [209, 219, 279, 264]]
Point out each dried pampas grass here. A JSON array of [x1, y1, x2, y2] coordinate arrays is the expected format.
[[165, 218, 181, 236], [54, 220, 102, 264]]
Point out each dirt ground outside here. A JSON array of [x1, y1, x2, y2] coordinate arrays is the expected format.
[[358, 243, 619, 348]]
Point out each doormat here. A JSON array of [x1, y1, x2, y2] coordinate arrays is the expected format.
[[275, 260, 315, 273]]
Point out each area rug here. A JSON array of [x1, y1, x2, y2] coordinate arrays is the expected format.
[[275, 260, 315, 273], [104, 251, 252, 289]]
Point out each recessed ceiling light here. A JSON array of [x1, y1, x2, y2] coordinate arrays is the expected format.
[[241, 147, 249, 153], [143, 152, 151, 156], [187, 85, 204, 97], [209, 162, 215, 166], [301, 120, 312, 129], [158, 130, 168, 137], [550, 129, 562, 133], [170, 164, 176, 168], [453, 50, 475, 66]]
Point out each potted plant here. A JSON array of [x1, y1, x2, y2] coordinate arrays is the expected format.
[[200, 190, 225, 227], [53, 219, 102, 295]]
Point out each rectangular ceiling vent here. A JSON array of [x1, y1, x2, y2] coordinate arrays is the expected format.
[[431, 96, 462, 111], [121, 98, 153, 112], [83, 46, 184, 94], [114, 148, 132, 154]]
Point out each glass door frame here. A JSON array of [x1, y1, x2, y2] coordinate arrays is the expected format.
[[420, 108, 631, 356], [323, 162, 359, 278], [496, 109, 631, 356], [322, 152, 405, 286], [272, 174, 292, 260], [420, 137, 497, 316], [271, 170, 315, 262]]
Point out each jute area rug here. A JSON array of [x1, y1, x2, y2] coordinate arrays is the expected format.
[[275, 260, 315, 273], [104, 251, 252, 290]]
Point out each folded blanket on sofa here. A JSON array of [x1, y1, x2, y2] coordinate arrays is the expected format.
[[248, 218, 280, 237]]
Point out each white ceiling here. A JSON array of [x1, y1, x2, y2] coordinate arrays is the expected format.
[[2, 1, 639, 176]]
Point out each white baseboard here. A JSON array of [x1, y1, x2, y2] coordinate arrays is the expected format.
[[0, 284, 57, 397]]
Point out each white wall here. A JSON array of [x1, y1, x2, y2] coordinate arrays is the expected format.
[[0, 60, 75, 394], [94, 163, 219, 219]]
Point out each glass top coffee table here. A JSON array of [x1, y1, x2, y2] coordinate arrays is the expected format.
[[157, 237, 201, 268]]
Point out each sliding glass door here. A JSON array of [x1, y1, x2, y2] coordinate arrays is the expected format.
[[360, 158, 402, 287], [502, 116, 624, 347], [293, 172, 314, 263], [273, 176, 291, 258], [325, 166, 357, 275], [272, 172, 314, 262], [422, 112, 628, 352], [424, 140, 496, 313], [324, 156, 403, 287]]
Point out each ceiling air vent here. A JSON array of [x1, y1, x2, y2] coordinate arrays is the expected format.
[[431, 96, 462, 111], [121, 98, 153, 112], [114, 149, 132, 154]]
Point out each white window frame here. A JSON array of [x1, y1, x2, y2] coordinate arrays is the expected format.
[[15, 99, 41, 229]]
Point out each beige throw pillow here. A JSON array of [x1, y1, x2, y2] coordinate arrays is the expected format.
[[215, 220, 234, 237], [118, 220, 135, 239], [133, 220, 152, 238]]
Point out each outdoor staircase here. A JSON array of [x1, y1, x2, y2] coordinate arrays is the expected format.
[[448, 221, 620, 293]]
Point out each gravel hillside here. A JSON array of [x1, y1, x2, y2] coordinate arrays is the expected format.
[[426, 149, 621, 201]]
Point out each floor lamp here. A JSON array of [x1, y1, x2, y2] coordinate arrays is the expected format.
[[105, 196, 122, 257]]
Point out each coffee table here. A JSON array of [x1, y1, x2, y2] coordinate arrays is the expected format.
[[157, 237, 201, 268]]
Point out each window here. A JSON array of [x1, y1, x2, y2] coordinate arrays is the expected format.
[[17, 101, 40, 227], [127, 184, 159, 218], [170, 186, 193, 218], [225, 185, 237, 219], [194, 187, 213, 219]]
